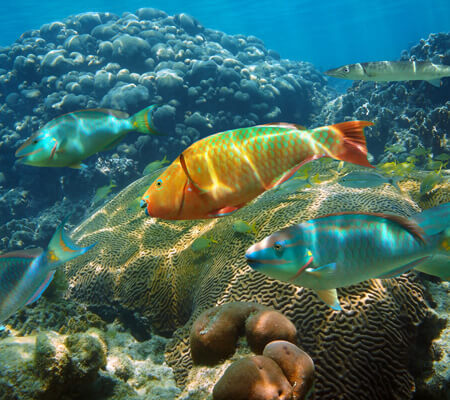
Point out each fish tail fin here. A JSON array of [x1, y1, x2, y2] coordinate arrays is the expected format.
[[129, 105, 162, 135], [435, 227, 450, 255], [45, 217, 96, 269], [250, 222, 258, 235], [332, 121, 375, 168]]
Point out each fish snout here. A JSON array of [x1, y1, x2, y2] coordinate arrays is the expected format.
[[140, 199, 146, 208]]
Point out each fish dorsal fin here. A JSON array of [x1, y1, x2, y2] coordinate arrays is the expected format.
[[0, 248, 43, 260], [256, 122, 307, 130], [317, 212, 427, 244]]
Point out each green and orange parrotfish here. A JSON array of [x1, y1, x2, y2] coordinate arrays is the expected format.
[[0, 218, 96, 325], [15, 105, 162, 169], [245, 208, 449, 310], [140, 121, 374, 220]]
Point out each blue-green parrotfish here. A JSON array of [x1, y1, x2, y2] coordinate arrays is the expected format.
[[15, 105, 161, 169], [325, 61, 450, 87], [245, 209, 449, 310], [0, 218, 96, 324], [411, 202, 449, 280]]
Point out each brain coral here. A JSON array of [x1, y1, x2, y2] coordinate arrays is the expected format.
[[64, 165, 448, 400]]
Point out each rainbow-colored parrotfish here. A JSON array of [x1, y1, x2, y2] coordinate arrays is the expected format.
[[140, 121, 374, 220], [245, 209, 449, 310], [0, 218, 95, 324], [15, 105, 161, 169]]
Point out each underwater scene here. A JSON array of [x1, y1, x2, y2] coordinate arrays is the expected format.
[[0, 1, 449, 399]]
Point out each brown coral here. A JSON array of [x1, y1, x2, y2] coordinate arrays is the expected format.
[[212, 356, 293, 400], [245, 310, 297, 354], [263, 340, 314, 400], [64, 164, 444, 400]]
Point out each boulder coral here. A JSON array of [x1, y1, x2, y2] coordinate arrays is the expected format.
[[212, 355, 293, 400], [263, 340, 315, 400]]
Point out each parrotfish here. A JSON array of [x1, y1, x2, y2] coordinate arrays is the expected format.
[[15, 105, 161, 169], [411, 202, 450, 280], [338, 170, 400, 190], [245, 211, 449, 310], [325, 61, 450, 87], [141, 121, 374, 220], [0, 218, 95, 324]]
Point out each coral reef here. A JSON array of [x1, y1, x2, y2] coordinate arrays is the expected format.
[[63, 163, 449, 399], [0, 7, 330, 250], [317, 32, 450, 162]]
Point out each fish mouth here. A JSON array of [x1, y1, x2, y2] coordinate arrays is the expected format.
[[140, 199, 150, 216], [324, 68, 344, 78], [15, 146, 43, 159]]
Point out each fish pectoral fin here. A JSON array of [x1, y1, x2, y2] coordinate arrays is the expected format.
[[314, 289, 342, 311], [68, 163, 87, 169], [25, 271, 56, 305], [427, 79, 442, 87], [304, 262, 337, 278], [376, 256, 431, 279], [208, 204, 245, 217]]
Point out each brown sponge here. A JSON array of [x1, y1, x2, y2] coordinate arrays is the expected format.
[[213, 355, 293, 400], [245, 310, 297, 354]]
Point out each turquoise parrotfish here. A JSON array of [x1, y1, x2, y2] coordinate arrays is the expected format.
[[411, 202, 449, 280], [245, 209, 449, 310], [15, 105, 161, 169], [0, 218, 95, 324]]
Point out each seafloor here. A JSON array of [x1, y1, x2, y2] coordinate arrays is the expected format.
[[0, 8, 448, 400]]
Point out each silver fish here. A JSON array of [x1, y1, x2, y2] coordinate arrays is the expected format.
[[325, 61, 450, 87], [338, 171, 400, 190]]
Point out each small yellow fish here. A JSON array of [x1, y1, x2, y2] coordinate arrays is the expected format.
[[434, 153, 450, 162], [406, 156, 417, 164], [426, 160, 447, 171], [420, 171, 443, 194], [411, 146, 430, 157], [191, 236, 218, 252], [384, 143, 406, 154], [394, 162, 415, 176], [92, 181, 117, 206], [377, 161, 397, 175], [232, 220, 257, 235], [142, 155, 170, 176]]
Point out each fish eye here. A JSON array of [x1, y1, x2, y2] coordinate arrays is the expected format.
[[155, 179, 163, 188], [273, 242, 284, 252], [33, 140, 38, 144], [343, 67, 349, 73]]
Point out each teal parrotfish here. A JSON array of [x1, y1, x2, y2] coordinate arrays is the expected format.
[[15, 105, 162, 169], [325, 61, 450, 87], [245, 210, 449, 310], [410, 202, 450, 280], [0, 218, 96, 324]]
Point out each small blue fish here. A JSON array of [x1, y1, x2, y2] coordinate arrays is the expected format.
[[0, 218, 96, 323], [245, 210, 449, 310]]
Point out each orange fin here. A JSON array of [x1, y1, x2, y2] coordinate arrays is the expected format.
[[257, 122, 307, 130], [208, 205, 241, 217], [320, 211, 427, 244], [332, 121, 374, 168]]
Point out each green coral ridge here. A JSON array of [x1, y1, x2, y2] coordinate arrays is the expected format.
[[61, 165, 449, 400]]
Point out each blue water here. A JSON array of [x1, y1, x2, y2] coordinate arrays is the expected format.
[[1, 0, 449, 69]]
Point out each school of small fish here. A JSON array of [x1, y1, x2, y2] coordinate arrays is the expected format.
[[3, 59, 449, 322]]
